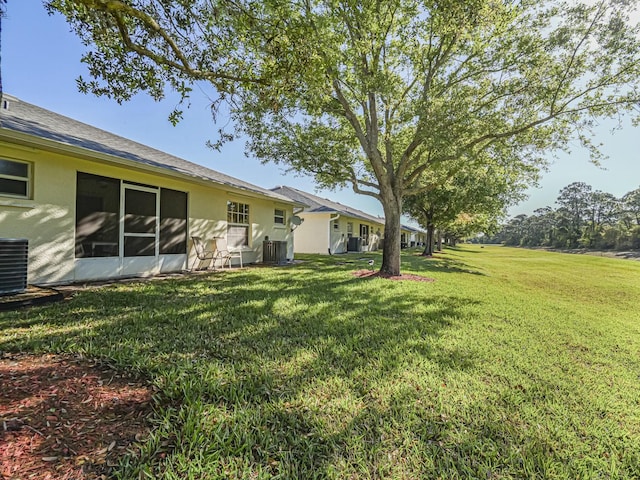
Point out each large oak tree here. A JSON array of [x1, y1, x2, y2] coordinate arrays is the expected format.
[[48, 0, 640, 274]]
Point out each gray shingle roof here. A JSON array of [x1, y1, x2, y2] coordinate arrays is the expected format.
[[0, 94, 295, 204], [401, 224, 423, 233], [271, 185, 385, 225]]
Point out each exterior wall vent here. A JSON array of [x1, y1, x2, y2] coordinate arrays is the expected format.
[[0, 239, 28, 295]]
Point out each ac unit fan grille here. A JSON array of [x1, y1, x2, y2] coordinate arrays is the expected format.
[[0, 238, 28, 295]]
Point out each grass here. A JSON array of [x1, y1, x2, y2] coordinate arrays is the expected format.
[[2, 245, 640, 479]]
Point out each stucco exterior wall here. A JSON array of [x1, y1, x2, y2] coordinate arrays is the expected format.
[[292, 212, 384, 254], [0, 140, 293, 285], [292, 213, 332, 254]]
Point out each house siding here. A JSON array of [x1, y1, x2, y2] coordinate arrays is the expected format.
[[293, 213, 332, 254], [291, 212, 384, 254], [0, 140, 294, 285]]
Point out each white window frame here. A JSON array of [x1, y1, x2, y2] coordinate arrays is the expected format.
[[227, 200, 250, 248], [0, 158, 31, 199], [274, 208, 286, 225]]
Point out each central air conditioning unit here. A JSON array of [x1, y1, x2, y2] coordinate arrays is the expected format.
[[0, 238, 28, 295], [263, 240, 288, 265], [347, 236, 362, 252]]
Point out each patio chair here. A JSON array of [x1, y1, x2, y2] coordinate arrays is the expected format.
[[190, 236, 216, 271], [213, 237, 243, 269]]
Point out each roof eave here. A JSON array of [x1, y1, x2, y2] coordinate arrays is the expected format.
[[0, 127, 299, 206]]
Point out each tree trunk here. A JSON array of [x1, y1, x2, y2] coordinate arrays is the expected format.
[[436, 231, 443, 251], [380, 192, 402, 276], [422, 223, 435, 256]]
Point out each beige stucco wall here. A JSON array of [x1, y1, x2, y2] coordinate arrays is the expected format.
[[0, 140, 294, 285], [293, 212, 384, 254], [292, 213, 331, 254]]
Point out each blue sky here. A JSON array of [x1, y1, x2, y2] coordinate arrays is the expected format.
[[2, 2, 639, 221]]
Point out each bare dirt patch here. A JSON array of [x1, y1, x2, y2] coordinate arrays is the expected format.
[[0, 354, 154, 480], [352, 270, 435, 282]]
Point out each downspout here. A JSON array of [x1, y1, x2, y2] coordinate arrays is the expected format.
[[328, 214, 340, 254]]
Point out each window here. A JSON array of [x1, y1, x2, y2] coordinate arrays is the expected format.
[[227, 200, 249, 224], [0, 158, 30, 198], [160, 188, 188, 254], [347, 222, 353, 238], [333, 219, 340, 230], [76, 173, 120, 257], [227, 200, 250, 248], [274, 208, 286, 225]]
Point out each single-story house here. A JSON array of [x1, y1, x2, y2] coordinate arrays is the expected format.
[[0, 94, 301, 286], [401, 224, 427, 247], [270, 185, 385, 254]]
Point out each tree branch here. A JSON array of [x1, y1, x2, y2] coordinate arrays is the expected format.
[[91, 0, 268, 86]]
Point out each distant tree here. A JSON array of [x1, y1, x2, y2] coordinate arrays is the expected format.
[[501, 214, 528, 246], [441, 212, 499, 247], [48, 0, 640, 275], [582, 190, 620, 248], [494, 183, 640, 251], [555, 182, 593, 247], [532, 207, 556, 246], [404, 157, 528, 255], [623, 188, 640, 226]]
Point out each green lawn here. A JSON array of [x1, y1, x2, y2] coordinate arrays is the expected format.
[[2, 246, 640, 479]]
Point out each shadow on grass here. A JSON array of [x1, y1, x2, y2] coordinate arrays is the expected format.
[[394, 249, 486, 277], [0, 261, 484, 477]]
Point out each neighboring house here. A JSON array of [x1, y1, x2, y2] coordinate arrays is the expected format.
[[401, 224, 426, 247], [270, 185, 385, 254], [0, 95, 300, 286]]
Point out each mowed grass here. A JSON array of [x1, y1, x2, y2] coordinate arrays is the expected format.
[[2, 245, 640, 479]]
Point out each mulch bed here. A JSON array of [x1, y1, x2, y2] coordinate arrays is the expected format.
[[0, 354, 155, 480], [352, 270, 435, 282]]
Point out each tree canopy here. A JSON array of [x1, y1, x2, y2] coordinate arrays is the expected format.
[[48, 0, 640, 274], [403, 155, 533, 255]]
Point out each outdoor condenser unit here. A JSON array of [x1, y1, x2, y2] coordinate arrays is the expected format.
[[0, 238, 28, 295], [263, 240, 288, 265]]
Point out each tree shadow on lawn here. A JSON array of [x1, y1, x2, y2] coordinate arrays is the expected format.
[[309, 250, 486, 277], [0, 267, 484, 477], [399, 251, 486, 277], [411, 257, 486, 276]]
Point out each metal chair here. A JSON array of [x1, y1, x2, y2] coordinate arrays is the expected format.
[[213, 237, 243, 269], [190, 236, 216, 270]]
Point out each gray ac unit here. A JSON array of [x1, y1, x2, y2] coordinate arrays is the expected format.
[[0, 238, 28, 295], [263, 240, 288, 265], [347, 236, 362, 252]]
